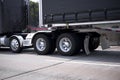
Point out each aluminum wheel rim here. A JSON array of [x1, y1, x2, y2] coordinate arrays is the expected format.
[[36, 38, 46, 51], [11, 39, 19, 51], [59, 37, 72, 52]]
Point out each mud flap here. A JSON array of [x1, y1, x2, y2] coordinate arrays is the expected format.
[[100, 35, 110, 49], [84, 35, 90, 55]]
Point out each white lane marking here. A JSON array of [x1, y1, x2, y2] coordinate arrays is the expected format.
[[46, 59, 120, 67], [70, 61, 120, 67], [45, 59, 66, 62]]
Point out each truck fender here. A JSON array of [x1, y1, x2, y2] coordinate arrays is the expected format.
[[25, 33, 36, 45]]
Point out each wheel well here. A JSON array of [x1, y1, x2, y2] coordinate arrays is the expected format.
[[53, 29, 100, 38], [52, 29, 79, 38], [31, 30, 100, 45], [32, 33, 52, 44], [89, 32, 100, 37], [32, 30, 77, 45]]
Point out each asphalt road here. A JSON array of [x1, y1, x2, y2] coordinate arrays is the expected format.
[[0, 46, 120, 80]]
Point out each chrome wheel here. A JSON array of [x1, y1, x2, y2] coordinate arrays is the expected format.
[[11, 39, 19, 51], [36, 38, 46, 51], [59, 37, 72, 52], [57, 33, 80, 56], [33, 34, 55, 55]]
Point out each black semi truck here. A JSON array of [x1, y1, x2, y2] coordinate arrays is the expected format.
[[0, 0, 120, 56]]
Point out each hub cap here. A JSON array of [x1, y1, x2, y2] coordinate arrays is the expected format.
[[11, 39, 19, 51], [36, 38, 46, 51], [59, 38, 72, 52]]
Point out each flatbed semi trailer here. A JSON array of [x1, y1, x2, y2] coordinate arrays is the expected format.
[[0, 0, 120, 56]]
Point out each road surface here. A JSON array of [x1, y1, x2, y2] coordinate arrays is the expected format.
[[0, 46, 120, 80]]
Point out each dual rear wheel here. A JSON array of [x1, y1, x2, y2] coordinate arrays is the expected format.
[[33, 33, 100, 56], [33, 34, 55, 55], [56, 33, 81, 56]]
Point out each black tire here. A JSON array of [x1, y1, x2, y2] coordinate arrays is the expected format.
[[57, 33, 80, 56], [33, 34, 55, 55], [89, 37, 100, 51], [10, 37, 22, 53], [82, 36, 100, 55]]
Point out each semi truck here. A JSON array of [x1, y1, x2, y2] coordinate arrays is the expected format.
[[0, 0, 120, 56]]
